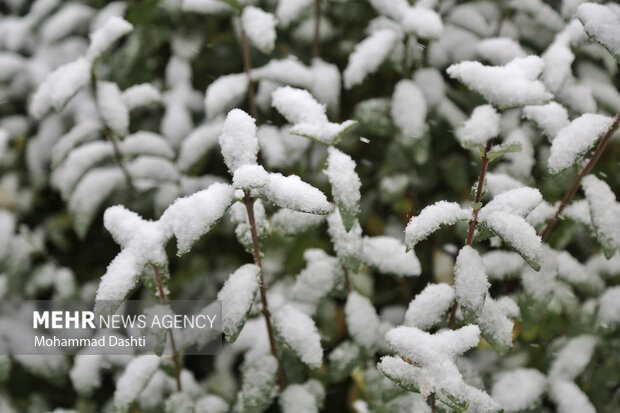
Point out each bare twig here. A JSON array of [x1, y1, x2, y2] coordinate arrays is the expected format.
[[402, 35, 410, 77], [313, 0, 322, 58], [429, 392, 437, 413], [343, 265, 352, 295], [150, 264, 182, 392], [539, 111, 620, 241], [243, 192, 285, 389], [240, 28, 259, 121]]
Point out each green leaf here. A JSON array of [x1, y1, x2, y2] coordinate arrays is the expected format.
[[487, 142, 523, 162], [233, 355, 279, 413]]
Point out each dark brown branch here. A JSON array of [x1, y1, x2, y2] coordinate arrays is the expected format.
[[240, 28, 259, 121], [313, 0, 322, 58], [243, 193, 285, 390], [402, 35, 409, 77], [343, 265, 352, 295], [151, 264, 182, 392], [448, 139, 494, 328], [540, 111, 620, 241], [429, 392, 437, 413]]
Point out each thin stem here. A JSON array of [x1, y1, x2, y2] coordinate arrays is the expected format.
[[150, 264, 182, 392], [466, 139, 494, 245], [90, 68, 136, 192], [240, 28, 259, 121], [540, 111, 620, 241], [448, 139, 494, 328], [312, 0, 321, 58], [429, 392, 437, 413], [342, 266, 352, 295], [243, 193, 285, 390], [402, 35, 409, 77]]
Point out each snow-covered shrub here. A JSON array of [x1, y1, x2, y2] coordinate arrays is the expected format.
[[0, 0, 619, 412]]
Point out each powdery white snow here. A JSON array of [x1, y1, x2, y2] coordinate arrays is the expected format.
[[241, 6, 277, 54], [475, 37, 526, 65], [482, 187, 543, 217], [273, 304, 323, 368], [96, 81, 129, 136], [177, 120, 223, 172], [345, 291, 380, 349], [195, 395, 229, 413], [232, 164, 269, 190], [598, 286, 620, 327], [276, 0, 312, 27], [204, 74, 247, 119], [122, 84, 162, 110], [271, 209, 325, 236], [86, 16, 133, 62], [271, 86, 355, 145], [478, 209, 543, 270], [258, 173, 331, 215], [491, 368, 546, 412], [522, 102, 570, 140], [549, 380, 596, 413], [581, 174, 620, 256], [454, 246, 489, 317], [477, 295, 517, 351], [391, 80, 427, 141], [324, 147, 361, 230], [160, 183, 235, 254], [120, 132, 174, 159], [291, 250, 341, 309], [482, 250, 524, 280], [253, 58, 314, 89], [219, 109, 258, 174], [362, 236, 421, 277], [114, 355, 160, 412], [279, 383, 319, 413], [485, 172, 524, 196], [576, 3, 620, 58], [343, 29, 399, 89], [456, 104, 500, 147], [447, 56, 552, 108], [401, 7, 443, 39], [404, 283, 455, 330], [405, 201, 471, 250], [29, 58, 91, 119], [548, 114, 614, 174], [549, 335, 597, 380], [326, 209, 363, 270], [217, 264, 259, 342], [413, 68, 445, 108]]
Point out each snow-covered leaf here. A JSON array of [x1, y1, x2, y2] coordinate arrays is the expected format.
[[97, 81, 129, 136], [404, 283, 455, 330], [258, 173, 330, 214], [582, 174, 620, 258], [114, 355, 160, 413], [327, 209, 363, 271], [233, 354, 278, 413], [86, 16, 133, 61], [273, 304, 323, 368], [219, 109, 259, 174], [345, 291, 380, 349], [405, 201, 472, 250], [204, 74, 247, 119], [576, 3, 620, 59], [362, 236, 421, 277], [241, 6, 277, 54], [324, 147, 360, 230], [391, 80, 427, 142], [454, 246, 489, 319], [343, 29, 399, 89], [522, 102, 570, 140], [217, 264, 260, 342], [456, 105, 500, 148], [491, 368, 546, 413]]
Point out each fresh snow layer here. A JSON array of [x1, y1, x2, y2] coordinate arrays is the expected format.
[[405, 201, 471, 249], [405, 283, 455, 330], [454, 246, 489, 316], [219, 109, 259, 173], [241, 6, 277, 54], [273, 304, 323, 368], [475, 37, 526, 65], [86, 16, 133, 61], [548, 335, 597, 381], [522, 102, 570, 139], [258, 173, 331, 214], [324, 147, 360, 229], [548, 114, 614, 174], [582, 174, 620, 255], [492, 368, 546, 412], [344, 29, 399, 89], [217, 264, 259, 341], [391, 80, 427, 141], [456, 104, 500, 147], [576, 3, 620, 58], [447, 56, 552, 108], [345, 291, 380, 349], [232, 164, 269, 190], [362, 236, 421, 277]]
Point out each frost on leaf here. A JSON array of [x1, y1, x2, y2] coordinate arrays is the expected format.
[[548, 335, 597, 381], [271, 86, 356, 145], [522, 102, 570, 140], [327, 209, 363, 271], [233, 354, 278, 413], [454, 246, 489, 319], [581, 175, 620, 258], [160, 183, 235, 255], [362, 236, 421, 277], [491, 368, 546, 413], [273, 304, 323, 368], [97, 81, 129, 136], [404, 283, 455, 330], [547, 114, 614, 174], [446, 56, 552, 108], [86, 16, 133, 61], [456, 104, 500, 148], [343, 29, 399, 89], [217, 264, 260, 342], [95, 206, 169, 313], [404, 201, 471, 250], [345, 291, 380, 350], [114, 355, 160, 413], [391, 80, 427, 142], [478, 209, 543, 271], [241, 6, 277, 54], [258, 173, 331, 214], [29, 58, 91, 119], [219, 109, 259, 174], [576, 3, 620, 59], [324, 147, 361, 230]]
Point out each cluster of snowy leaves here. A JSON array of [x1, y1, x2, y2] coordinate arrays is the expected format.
[[0, 0, 619, 412]]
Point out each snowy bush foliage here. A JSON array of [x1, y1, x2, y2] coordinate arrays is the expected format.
[[0, 0, 619, 412]]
